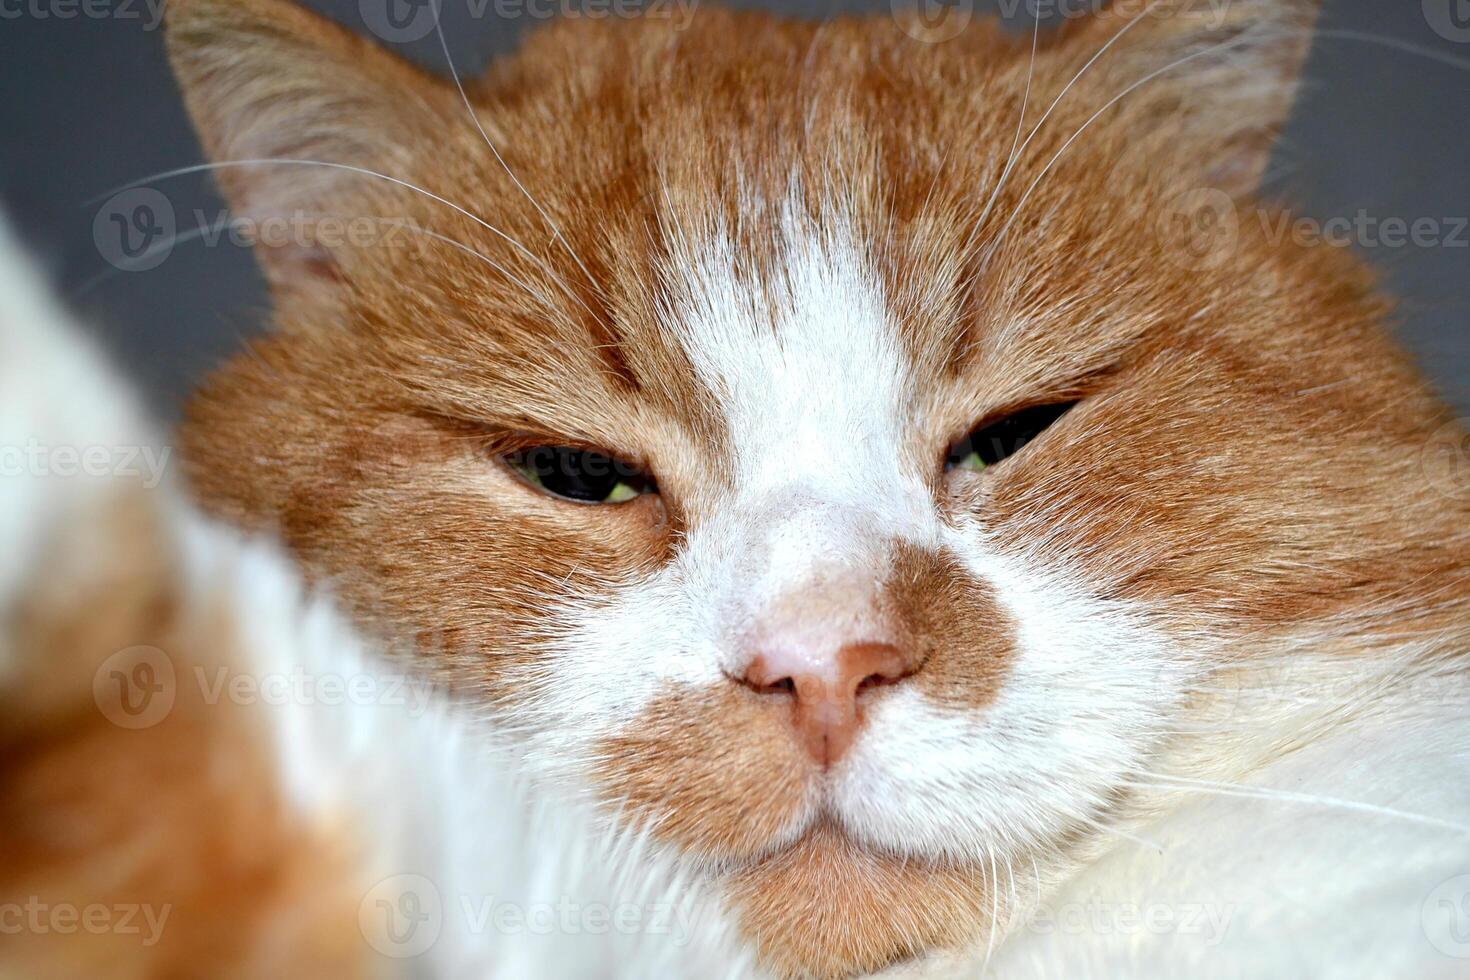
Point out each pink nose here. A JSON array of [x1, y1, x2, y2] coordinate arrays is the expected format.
[[743, 642, 913, 767]]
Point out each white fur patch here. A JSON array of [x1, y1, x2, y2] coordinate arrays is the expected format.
[[659, 194, 940, 674], [834, 537, 1192, 864], [0, 217, 162, 680], [987, 681, 1470, 978]]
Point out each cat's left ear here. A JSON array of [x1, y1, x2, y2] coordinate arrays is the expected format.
[[1062, 0, 1323, 196]]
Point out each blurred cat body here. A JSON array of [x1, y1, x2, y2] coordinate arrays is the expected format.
[[0, 216, 750, 978], [3, 0, 1469, 976]]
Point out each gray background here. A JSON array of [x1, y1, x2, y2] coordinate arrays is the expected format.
[[0, 0, 1466, 420]]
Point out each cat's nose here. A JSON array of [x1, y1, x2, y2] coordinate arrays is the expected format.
[[743, 641, 913, 767]]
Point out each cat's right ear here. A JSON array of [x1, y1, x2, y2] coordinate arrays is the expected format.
[[164, 0, 456, 296]]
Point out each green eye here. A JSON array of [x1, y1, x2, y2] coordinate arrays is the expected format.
[[952, 450, 988, 473], [946, 402, 1078, 473], [503, 446, 657, 505]]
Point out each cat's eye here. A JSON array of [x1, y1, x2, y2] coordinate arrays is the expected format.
[[502, 446, 657, 504], [945, 402, 1078, 473]]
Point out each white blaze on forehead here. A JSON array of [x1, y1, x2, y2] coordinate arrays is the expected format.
[[654, 194, 941, 678], [661, 195, 929, 528]]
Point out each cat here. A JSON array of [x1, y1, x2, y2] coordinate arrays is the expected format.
[[5, 0, 1470, 976]]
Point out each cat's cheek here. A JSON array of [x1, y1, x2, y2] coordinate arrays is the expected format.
[[593, 682, 815, 862]]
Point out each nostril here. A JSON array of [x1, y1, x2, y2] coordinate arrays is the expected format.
[[739, 643, 915, 767], [761, 676, 796, 696], [739, 644, 915, 701], [857, 669, 905, 693], [843, 642, 913, 692], [734, 659, 797, 697]]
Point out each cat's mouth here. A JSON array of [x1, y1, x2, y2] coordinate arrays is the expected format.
[[719, 783, 930, 873]]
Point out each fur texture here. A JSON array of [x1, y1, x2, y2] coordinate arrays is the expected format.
[[7, 0, 1470, 976]]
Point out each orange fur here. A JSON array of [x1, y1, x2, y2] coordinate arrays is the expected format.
[[155, 0, 1470, 976]]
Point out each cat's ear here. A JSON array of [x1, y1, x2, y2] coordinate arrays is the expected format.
[[1063, 0, 1323, 196], [164, 0, 455, 294]]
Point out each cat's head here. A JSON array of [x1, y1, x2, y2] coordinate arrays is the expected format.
[[169, 0, 1466, 975]]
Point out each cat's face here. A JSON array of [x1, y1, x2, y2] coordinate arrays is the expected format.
[[172, 0, 1464, 975]]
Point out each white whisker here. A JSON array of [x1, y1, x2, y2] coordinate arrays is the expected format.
[[1125, 773, 1470, 834], [965, 0, 1043, 247], [1315, 28, 1470, 76], [75, 209, 564, 320], [92, 158, 607, 323], [1074, 812, 1165, 853], [983, 847, 999, 975], [981, 30, 1258, 269], [430, 5, 607, 307], [963, 0, 1169, 256]]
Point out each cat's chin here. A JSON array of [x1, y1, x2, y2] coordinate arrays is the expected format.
[[723, 820, 991, 980]]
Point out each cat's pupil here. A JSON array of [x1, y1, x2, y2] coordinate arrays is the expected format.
[[948, 402, 1078, 471], [511, 446, 646, 503]]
